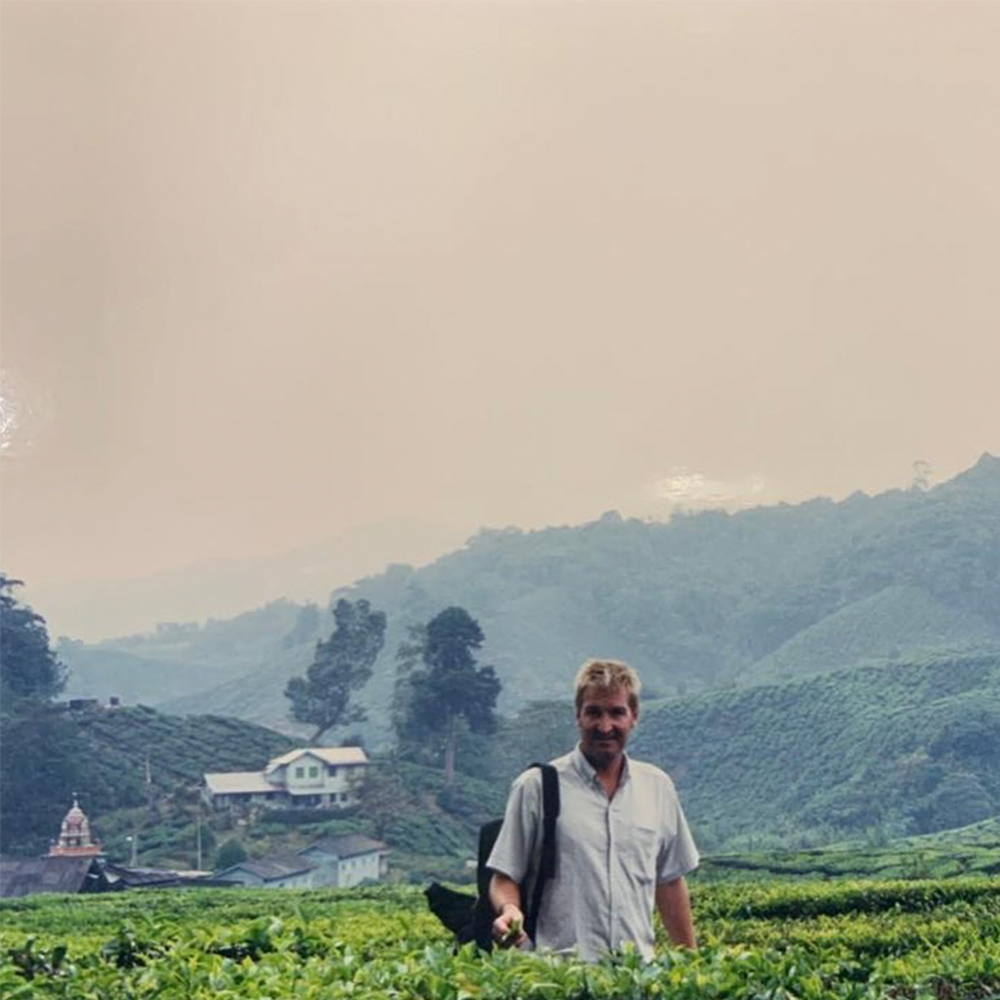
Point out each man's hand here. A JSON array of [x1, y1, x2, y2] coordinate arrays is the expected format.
[[492, 902, 528, 949]]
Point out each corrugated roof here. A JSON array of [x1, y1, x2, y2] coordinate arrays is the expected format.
[[101, 863, 211, 888], [0, 856, 104, 898], [219, 854, 317, 881], [204, 771, 277, 794], [299, 835, 389, 860], [265, 746, 368, 773]]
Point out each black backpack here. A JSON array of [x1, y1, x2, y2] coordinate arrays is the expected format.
[[425, 762, 560, 950]]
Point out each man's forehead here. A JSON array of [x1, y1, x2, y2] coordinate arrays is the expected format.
[[578, 686, 632, 711]]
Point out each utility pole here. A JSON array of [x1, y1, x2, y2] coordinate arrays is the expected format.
[[195, 810, 202, 871]]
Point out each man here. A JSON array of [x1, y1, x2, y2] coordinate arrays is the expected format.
[[487, 659, 698, 961]]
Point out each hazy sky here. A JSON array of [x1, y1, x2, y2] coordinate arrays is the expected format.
[[2, 2, 998, 619]]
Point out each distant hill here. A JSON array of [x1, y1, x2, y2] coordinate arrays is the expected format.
[[61, 453, 1000, 742], [629, 648, 1000, 849], [61, 600, 318, 736]]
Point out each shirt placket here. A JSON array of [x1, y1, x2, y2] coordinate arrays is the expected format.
[[604, 785, 615, 946], [600, 769, 629, 950]]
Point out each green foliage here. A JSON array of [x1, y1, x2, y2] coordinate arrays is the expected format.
[[395, 608, 501, 784], [285, 599, 386, 741], [214, 838, 248, 870], [0, 577, 75, 851], [1, 879, 997, 998], [0, 575, 66, 703]]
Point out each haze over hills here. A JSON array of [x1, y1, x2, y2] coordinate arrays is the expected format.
[[60, 454, 1000, 744], [37, 518, 473, 643]]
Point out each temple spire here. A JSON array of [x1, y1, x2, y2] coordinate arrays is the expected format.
[[48, 796, 103, 857]]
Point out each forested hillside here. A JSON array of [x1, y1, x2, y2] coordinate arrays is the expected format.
[[61, 454, 1000, 743], [0, 703, 294, 855]]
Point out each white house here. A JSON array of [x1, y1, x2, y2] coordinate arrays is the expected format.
[[297, 835, 390, 888], [203, 747, 369, 810], [214, 835, 389, 889]]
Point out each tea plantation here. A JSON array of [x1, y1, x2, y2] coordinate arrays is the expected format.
[[2, 878, 998, 999]]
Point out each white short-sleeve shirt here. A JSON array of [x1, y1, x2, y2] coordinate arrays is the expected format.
[[487, 745, 699, 962]]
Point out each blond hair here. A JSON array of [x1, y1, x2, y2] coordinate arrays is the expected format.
[[574, 658, 641, 714]]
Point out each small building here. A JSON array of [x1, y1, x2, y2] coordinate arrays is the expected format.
[[213, 854, 319, 889], [101, 863, 222, 890], [203, 746, 369, 810], [298, 834, 389, 888], [0, 855, 110, 898], [1, 798, 106, 898], [0, 799, 221, 898], [213, 835, 389, 889]]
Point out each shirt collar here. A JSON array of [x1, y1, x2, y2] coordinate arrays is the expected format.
[[571, 742, 632, 788]]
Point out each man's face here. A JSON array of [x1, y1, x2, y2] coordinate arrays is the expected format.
[[577, 686, 638, 771]]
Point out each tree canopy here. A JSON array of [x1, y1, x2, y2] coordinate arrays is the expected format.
[[394, 606, 501, 784], [0, 574, 66, 703], [0, 574, 73, 852], [284, 598, 386, 742]]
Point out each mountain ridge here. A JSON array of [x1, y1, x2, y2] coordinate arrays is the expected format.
[[60, 453, 1000, 742]]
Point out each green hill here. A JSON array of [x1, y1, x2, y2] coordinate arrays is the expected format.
[[743, 584, 1000, 684], [59, 601, 316, 735], [64, 453, 998, 744], [629, 649, 1000, 849], [0, 703, 295, 855]]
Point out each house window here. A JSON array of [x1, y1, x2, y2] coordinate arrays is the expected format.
[[308, 766, 318, 778], [328, 765, 338, 777], [295, 767, 304, 778]]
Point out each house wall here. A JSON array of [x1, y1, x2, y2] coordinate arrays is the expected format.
[[222, 869, 266, 887], [208, 790, 289, 810], [297, 848, 383, 887], [337, 851, 381, 887], [273, 757, 367, 805]]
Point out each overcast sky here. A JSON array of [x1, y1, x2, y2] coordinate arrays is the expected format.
[[2, 1, 998, 630]]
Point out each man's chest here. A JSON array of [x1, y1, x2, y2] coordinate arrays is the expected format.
[[553, 778, 673, 876]]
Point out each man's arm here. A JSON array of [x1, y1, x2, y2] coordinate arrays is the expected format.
[[655, 876, 697, 948], [488, 871, 529, 948]]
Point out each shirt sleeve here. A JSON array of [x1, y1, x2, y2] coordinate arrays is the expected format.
[[657, 789, 700, 884], [485, 769, 543, 885]]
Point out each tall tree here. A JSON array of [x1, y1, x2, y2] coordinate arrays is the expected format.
[[0, 574, 66, 703], [0, 574, 75, 852], [395, 606, 501, 785], [284, 598, 386, 742]]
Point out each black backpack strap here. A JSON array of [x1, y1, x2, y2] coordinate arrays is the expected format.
[[524, 762, 559, 942]]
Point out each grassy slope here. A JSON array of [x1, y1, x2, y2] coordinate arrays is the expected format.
[[631, 649, 1000, 848], [744, 584, 1000, 684]]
